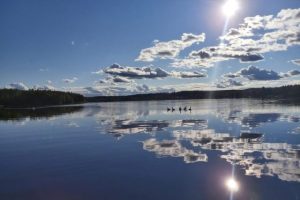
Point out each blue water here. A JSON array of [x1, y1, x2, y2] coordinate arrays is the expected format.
[[0, 99, 300, 200]]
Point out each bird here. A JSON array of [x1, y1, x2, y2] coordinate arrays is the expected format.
[[167, 107, 171, 112], [179, 107, 182, 112], [184, 106, 187, 111], [172, 107, 175, 112], [188, 106, 192, 112]]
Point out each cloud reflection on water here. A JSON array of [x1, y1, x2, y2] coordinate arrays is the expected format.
[[88, 100, 300, 182], [143, 139, 208, 163], [2, 100, 300, 182]]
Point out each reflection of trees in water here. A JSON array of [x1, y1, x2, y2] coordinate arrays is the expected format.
[[0, 106, 84, 121]]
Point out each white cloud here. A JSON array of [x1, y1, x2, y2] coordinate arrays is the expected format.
[[84, 86, 106, 96], [171, 71, 207, 78], [190, 50, 264, 63], [33, 85, 56, 91], [219, 66, 300, 88], [136, 33, 205, 62], [222, 66, 299, 81], [242, 79, 300, 89], [102, 63, 169, 79], [4, 82, 57, 91], [110, 76, 133, 83], [94, 79, 108, 85], [162, 82, 214, 91], [231, 66, 282, 80], [62, 77, 78, 84], [284, 69, 300, 77], [136, 84, 150, 93], [99, 63, 207, 80], [69, 82, 176, 96], [292, 59, 300, 66], [172, 8, 300, 68], [6, 82, 29, 90], [216, 79, 243, 88]]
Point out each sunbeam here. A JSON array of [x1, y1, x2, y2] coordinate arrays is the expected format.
[[207, 0, 239, 98]]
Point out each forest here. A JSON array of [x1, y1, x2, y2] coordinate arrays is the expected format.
[[86, 85, 300, 103], [1, 85, 299, 108], [0, 89, 85, 108]]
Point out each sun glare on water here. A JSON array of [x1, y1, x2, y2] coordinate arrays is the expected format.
[[222, 0, 239, 18]]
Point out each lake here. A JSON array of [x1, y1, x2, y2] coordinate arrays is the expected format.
[[0, 99, 300, 200]]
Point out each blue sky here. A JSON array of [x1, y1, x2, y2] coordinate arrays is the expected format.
[[1, 0, 299, 95]]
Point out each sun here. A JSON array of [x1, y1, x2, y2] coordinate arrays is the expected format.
[[222, 0, 239, 18], [226, 178, 239, 192]]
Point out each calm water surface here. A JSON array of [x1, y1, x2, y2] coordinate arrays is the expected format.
[[0, 99, 300, 200]]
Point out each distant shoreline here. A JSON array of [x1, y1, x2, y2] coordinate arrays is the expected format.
[[86, 85, 300, 104], [1, 85, 299, 108]]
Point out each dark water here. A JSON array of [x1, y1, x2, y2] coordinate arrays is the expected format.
[[0, 99, 300, 200]]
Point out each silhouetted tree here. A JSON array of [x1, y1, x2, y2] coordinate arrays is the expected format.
[[0, 89, 85, 108]]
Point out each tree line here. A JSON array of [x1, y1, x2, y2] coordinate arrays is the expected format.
[[86, 85, 300, 102], [1, 85, 299, 108], [0, 89, 85, 108]]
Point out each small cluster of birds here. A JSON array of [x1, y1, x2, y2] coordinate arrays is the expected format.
[[167, 106, 192, 112]]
